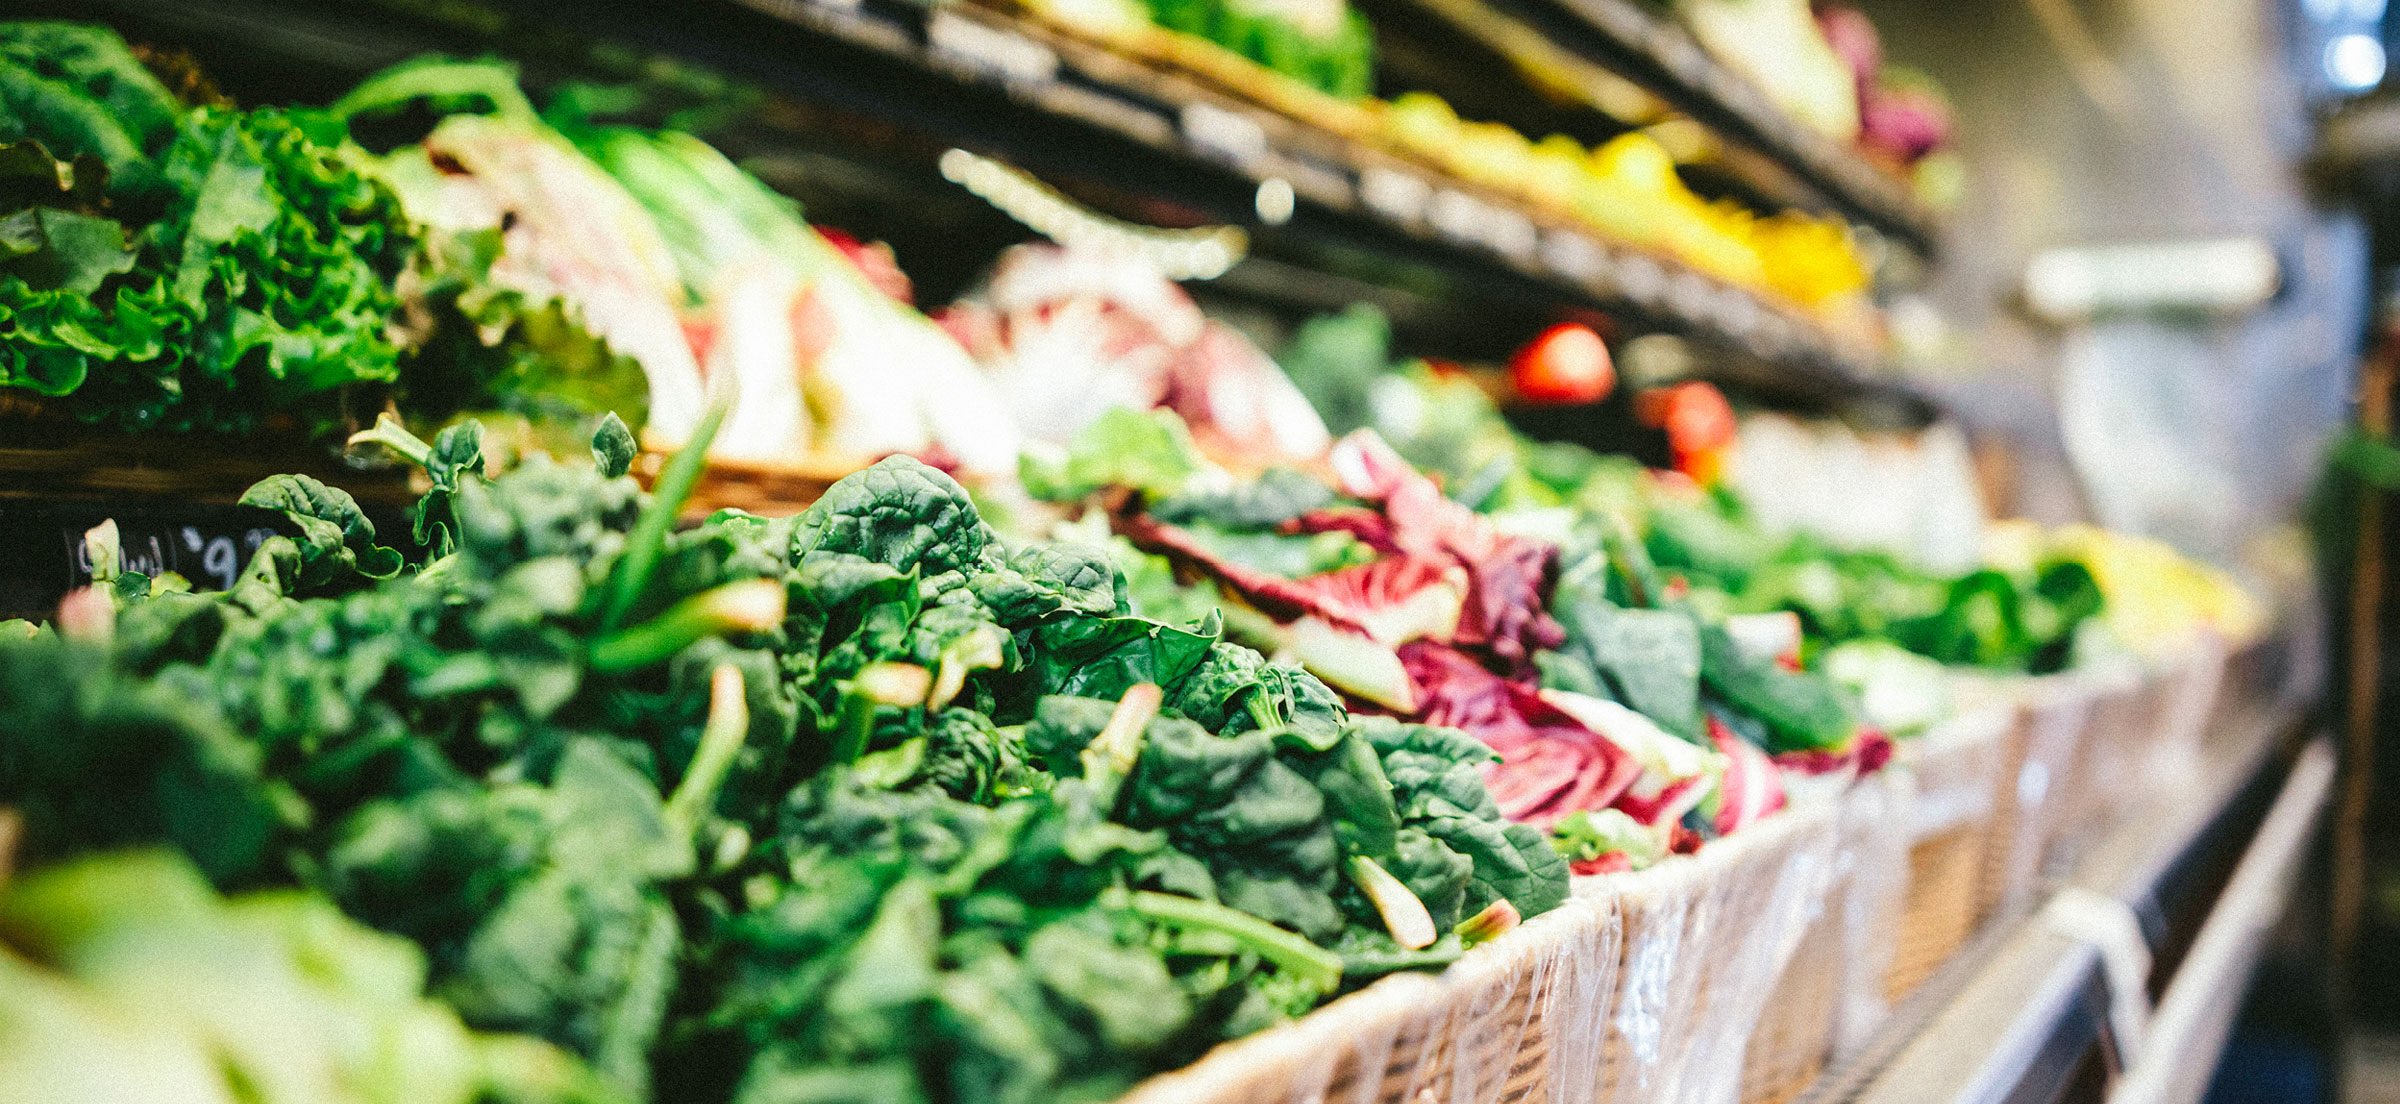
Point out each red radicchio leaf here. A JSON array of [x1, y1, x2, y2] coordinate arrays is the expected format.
[[1771, 727, 1894, 778], [1117, 513, 1372, 634], [1572, 853, 1633, 877], [1669, 826, 1704, 854], [1278, 556, 1466, 646], [1286, 507, 1401, 555], [1326, 433, 1565, 670], [1399, 641, 1521, 734], [1399, 643, 1642, 829], [1709, 714, 1786, 836], [1451, 535, 1565, 670], [1480, 738, 1599, 827], [1611, 776, 1712, 830]]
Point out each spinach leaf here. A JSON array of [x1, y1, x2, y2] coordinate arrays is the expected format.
[[239, 473, 405, 589], [1697, 622, 1855, 752], [1357, 718, 1568, 923], [1547, 595, 1704, 741]]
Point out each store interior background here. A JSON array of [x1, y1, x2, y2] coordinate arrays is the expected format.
[[9, 0, 2400, 1099], [1845, 2, 2399, 1101]]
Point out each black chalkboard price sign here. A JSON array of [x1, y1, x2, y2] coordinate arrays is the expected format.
[[0, 500, 311, 619]]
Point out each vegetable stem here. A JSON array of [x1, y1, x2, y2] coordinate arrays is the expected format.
[[664, 664, 749, 840], [83, 520, 122, 585], [831, 663, 932, 765], [0, 808, 19, 890], [346, 413, 433, 468], [598, 400, 728, 635], [1453, 899, 1522, 946], [1348, 855, 1437, 950], [1082, 683, 1161, 806], [1127, 890, 1344, 991], [929, 625, 1006, 712], [588, 579, 786, 673]]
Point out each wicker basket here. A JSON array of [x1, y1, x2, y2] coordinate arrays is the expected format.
[[1880, 703, 2017, 1001], [1589, 796, 1846, 1104], [1980, 674, 2095, 917], [1111, 893, 1623, 1104], [2058, 668, 2149, 861], [2145, 635, 2232, 787], [1113, 786, 1867, 1104], [1741, 770, 1912, 1104]]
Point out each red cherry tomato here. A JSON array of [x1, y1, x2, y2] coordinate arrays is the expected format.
[[1654, 381, 1736, 455], [1509, 323, 1615, 405]]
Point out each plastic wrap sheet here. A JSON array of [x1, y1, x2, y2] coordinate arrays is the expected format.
[[1111, 895, 1625, 1104], [1829, 768, 1913, 1057], [2066, 662, 2153, 862], [1579, 792, 1847, 1104], [1881, 702, 2015, 1002], [1735, 769, 1915, 1104], [2057, 644, 2232, 879], [2146, 635, 2230, 789], [1984, 673, 2097, 915]]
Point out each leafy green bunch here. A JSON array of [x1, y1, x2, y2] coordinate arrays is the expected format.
[[1638, 487, 2103, 675], [0, 408, 1562, 1103], [0, 849, 614, 1104], [1540, 513, 1859, 755], [0, 21, 411, 434]]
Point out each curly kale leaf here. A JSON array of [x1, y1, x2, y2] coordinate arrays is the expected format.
[[0, 31, 412, 436], [0, 22, 181, 206], [0, 177, 135, 296]]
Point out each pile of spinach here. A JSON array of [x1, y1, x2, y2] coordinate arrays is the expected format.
[[0, 411, 1562, 1103]]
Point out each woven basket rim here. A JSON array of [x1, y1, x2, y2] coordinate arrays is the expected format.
[[1109, 780, 1863, 1104]]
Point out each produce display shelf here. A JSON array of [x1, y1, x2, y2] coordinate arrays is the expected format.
[[477, 0, 1892, 393], [34, 0, 1913, 403], [1802, 697, 2326, 1104], [1470, 0, 1940, 254]]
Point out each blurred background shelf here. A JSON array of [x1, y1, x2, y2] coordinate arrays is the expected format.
[[21, 0, 1925, 417], [1441, 0, 1938, 254]]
